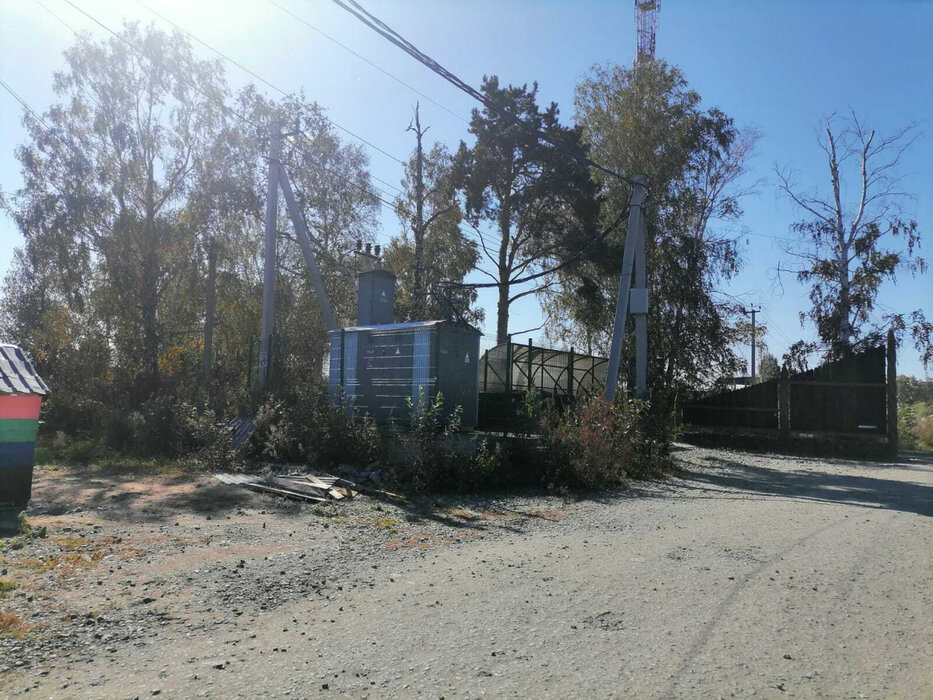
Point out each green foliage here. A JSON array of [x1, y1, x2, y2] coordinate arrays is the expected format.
[[777, 113, 928, 366], [17, 511, 30, 536], [546, 60, 757, 395], [392, 391, 465, 492], [386, 130, 482, 324], [539, 395, 672, 489], [387, 391, 512, 493], [248, 383, 384, 468], [758, 352, 780, 383], [898, 376, 933, 407], [0, 24, 384, 457], [34, 433, 108, 465], [899, 401, 933, 451], [452, 76, 599, 343]]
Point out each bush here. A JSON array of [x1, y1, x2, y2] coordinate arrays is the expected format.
[[34, 431, 108, 465], [387, 391, 513, 493], [248, 382, 384, 468], [539, 394, 672, 489], [127, 396, 224, 458], [916, 415, 933, 450]]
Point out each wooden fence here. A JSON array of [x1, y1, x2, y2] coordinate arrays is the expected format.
[[682, 333, 897, 447]]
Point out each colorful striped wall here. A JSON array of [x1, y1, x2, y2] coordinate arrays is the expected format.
[[0, 395, 41, 507]]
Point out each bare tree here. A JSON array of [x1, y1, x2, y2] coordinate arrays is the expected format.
[[777, 110, 927, 361]]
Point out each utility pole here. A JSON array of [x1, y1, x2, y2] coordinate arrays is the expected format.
[[407, 103, 429, 320], [743, 306, 761, 384], [259, 121, 281, 390], [604, 174, 648, 402], [258, 120, 337, 391]]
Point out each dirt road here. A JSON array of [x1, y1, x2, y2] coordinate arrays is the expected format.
[[1, 446, 931, 698]]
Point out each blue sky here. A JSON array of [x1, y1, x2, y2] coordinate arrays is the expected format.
[[1, 0, 931, 376]]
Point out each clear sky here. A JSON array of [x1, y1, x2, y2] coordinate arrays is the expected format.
[[1, 0, 931, 377]]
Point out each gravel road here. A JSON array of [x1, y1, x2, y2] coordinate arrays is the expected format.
[[1, 445, 931, 698]]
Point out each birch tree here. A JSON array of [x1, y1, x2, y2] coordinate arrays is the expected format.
[[777, 111, 929, 365]]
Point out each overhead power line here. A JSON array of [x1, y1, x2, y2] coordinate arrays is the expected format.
[[48, 0, 406, 226], [0, 78, 51, 131], [133, 0, 405, 165], [330, 0, 640, 188], [264, 0, 467, 123], [444, 205, 631, 291]]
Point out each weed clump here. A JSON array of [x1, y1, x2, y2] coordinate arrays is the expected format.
[[538, 394, 672, 489], [0, 611, 30, 638]]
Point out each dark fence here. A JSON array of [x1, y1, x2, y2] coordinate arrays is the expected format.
[[682, 342, 895, 444], [682, 379, 778, 432]]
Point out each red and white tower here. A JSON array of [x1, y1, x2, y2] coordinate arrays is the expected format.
[[635, 1, 660, 62]]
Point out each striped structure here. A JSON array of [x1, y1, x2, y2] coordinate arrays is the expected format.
[[0, 345, 49, 508]]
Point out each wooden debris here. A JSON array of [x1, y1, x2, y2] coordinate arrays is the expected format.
[[212, 472, 358, 503]]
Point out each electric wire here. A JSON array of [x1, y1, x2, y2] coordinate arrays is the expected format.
[[0, 78, 52, 131], [329, 0, 641, 188], [443, 206, 631, 291], [132, 0, 407, 199], [265, 0, 468, 123], [48, 0, 406, 229], [132, 0, 405, 165]]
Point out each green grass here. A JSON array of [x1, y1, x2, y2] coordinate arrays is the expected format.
[[33, 434, 194, 476], [0, 580, 18, 597]]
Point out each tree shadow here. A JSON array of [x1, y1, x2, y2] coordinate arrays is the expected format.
[[678, 455, 933, 517]]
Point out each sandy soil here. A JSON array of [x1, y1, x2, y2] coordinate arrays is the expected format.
[[1, 445, 931, 698]]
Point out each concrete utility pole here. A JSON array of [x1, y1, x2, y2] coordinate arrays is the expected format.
[[743, 306, 761, 384], [258, 121, 338, 391], [604, 174, 648, 402], [278, 169, 337, 331], [259, 121, 282, 389]]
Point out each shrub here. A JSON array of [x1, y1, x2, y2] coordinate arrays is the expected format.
[[916, 415, 933, 450], [34, 432, 108, 465], [539, 394, 672, 489], [125, 396, 227, 459], [390, 391, 464, 492], [386, 391, 515, 493], [248, 382, 384, 468]]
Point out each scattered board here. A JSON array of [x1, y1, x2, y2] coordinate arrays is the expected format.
[[212, 472, 358, 503]]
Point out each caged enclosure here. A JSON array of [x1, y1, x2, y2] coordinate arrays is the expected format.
[[477, 340, 609, 431]]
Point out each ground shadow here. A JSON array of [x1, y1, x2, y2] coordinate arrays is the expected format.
[[677, 454, 933, 517]]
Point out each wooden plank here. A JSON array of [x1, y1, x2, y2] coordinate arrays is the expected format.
[[243, 482, 327, 502], [302, 474, 345, 500], [265, 476, 329, 499]]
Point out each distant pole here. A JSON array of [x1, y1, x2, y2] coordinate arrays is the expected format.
[[887, 328, 898, 455], [744, 306, 761, 384], [604, 174, 647, 403], [259, 121, 282, 390]]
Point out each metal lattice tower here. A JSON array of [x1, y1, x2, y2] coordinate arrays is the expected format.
[[635, 0, 659, 62]]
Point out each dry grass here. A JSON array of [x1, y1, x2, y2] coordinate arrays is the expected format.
[[51, 535, 88, 550], [16, 557, 59, 574], [447, 507, 481, 521], [0, 611, 30, 639], [0, 579, 17, 597], [372, 516, 400, 533]]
